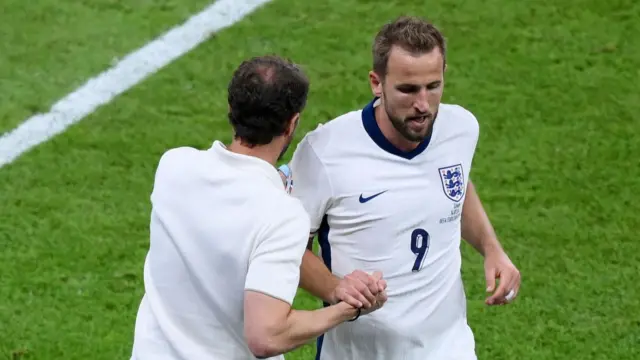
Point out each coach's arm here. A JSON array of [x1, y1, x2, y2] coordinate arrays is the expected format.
[[245, 264, 386, 358], [243, 204, 385, 358], [299, 236, 385, 309], [245, 292, 359, 358]]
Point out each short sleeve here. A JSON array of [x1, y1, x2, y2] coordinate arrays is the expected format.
[[289, 136, 333, 234], [244, 204, 310, 305]]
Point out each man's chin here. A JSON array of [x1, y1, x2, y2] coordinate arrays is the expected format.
[[405, 134, 429, 143], [402, 124, 432, 143]]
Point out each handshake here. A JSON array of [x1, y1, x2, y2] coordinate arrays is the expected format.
[[330, 270, 388, 316], [278, 166, 387, 315]]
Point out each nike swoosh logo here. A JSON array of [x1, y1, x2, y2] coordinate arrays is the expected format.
[[359, 191, 387, 203]]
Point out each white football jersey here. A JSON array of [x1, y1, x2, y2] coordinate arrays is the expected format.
[[290, 98, 480, 360], [131, 141, 310, 360]]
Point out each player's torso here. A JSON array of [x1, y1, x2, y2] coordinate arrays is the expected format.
[[318, 103, 478, 288], [313, 102, 479, 359], [323, 148, 469, 279], [320, 146, 474, 354]]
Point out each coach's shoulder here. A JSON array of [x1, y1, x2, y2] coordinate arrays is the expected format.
[[285, 196, 311, 224], [155, 146, 190, 168], [266, 193, 311, 232], [153, 146, 200, 181], [159, 146, 188, 163], [158, 146, 199, 164]]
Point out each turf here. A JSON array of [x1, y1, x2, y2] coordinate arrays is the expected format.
[[0, 0, 212, 133], [1, 0, 639, 359]]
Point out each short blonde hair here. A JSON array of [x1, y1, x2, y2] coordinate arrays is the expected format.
[[372, 16, 447, 77]]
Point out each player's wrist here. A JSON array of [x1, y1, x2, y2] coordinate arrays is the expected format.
[[325, 276, 342, 305], [326, 291, 339, 305], [481, 240, 504, 258]]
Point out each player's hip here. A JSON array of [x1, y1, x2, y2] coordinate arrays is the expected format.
[[316, 319, 476, 360], [364, 277, 469, 335]]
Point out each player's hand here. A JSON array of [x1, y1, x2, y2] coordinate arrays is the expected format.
[[359, 272, 388, 315], [331, 270, 386, 309], [484, 249, 520, 305]]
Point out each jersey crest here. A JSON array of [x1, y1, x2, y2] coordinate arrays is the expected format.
[[438, 164, 465, 202]]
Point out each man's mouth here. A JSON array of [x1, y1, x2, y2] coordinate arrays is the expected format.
[[408, 115, 428, 124]]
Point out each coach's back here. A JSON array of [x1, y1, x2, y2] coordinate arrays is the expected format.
[[131, 141, 309, 360]]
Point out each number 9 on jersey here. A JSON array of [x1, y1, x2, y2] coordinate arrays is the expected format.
[[411, 228, 430, 272]]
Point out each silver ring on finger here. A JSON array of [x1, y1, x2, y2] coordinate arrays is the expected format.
[[504, 289, 516, 302]]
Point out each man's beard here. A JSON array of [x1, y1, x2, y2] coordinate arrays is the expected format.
[[278, 118, 299, 161], [278, 137, 292, 161], [384, 102, 436, 143]]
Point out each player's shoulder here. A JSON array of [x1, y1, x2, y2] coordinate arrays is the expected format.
[[298, 108, 363, 154], [440, 103, 479, 123], [439, 103, 480, 134]]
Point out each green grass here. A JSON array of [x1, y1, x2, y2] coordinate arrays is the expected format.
[[1, 0, 639, 359], [0, 0, 212, 133]]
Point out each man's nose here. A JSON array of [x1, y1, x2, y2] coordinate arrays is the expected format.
[[414, 89, 430, 113]]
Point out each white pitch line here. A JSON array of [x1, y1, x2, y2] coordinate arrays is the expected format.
[[0, 0, 273, 169]]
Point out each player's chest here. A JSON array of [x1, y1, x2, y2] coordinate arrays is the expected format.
[[325, 154, 469, 275], [328, 155, 469, 225]]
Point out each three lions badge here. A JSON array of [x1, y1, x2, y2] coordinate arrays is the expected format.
[[438, 164, 465, 202]]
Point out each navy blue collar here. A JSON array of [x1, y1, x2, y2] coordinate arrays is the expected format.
[[361, 98, 432, 160]]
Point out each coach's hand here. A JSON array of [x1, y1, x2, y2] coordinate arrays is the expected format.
[[331, 270, 386, 309], [484, 250, 520, 305]]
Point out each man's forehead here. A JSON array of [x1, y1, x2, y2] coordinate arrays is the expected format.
[[386, 46, 444, 81]]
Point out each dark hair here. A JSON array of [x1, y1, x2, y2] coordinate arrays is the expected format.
[[373, 16, 447, 77], [227, 55, 309, 147]]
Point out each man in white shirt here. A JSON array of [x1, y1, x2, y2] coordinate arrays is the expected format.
[[129, 55, 387, 360], [287, 16, 522, 360]]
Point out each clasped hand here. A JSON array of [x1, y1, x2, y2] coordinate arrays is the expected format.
[[330, 270, 388, 314]]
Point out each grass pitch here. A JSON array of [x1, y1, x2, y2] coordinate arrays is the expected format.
[[1, 0, 638, 359]]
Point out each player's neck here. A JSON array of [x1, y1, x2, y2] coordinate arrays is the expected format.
[[374, 105, 421, 152], [227, 139, 280, 166]]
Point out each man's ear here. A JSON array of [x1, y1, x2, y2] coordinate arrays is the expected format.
[[285, 113, 300, 137], [369, 71, 383, 98]]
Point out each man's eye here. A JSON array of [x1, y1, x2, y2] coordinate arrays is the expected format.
[[397, 86, 419, 93]]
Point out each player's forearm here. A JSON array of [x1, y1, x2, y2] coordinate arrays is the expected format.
[[461, 180, 503, 257], [261, 302, 356, 357], [299, 249, 340, 304]]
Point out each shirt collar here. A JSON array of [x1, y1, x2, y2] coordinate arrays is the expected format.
[[209, 140, 284, 190], [361, 97, 432, 160]]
